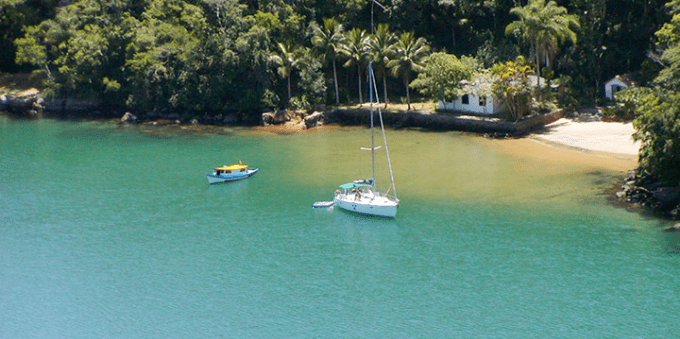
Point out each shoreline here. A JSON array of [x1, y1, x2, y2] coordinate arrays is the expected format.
[[521, 117, 640, 172], [1, 86, 639, 172], [531, 118, 640, 156]]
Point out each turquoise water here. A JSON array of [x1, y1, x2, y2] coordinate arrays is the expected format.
[[1, 115, 679, 338]]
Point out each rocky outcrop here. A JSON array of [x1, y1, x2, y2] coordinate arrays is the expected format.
[[121, 112, 138, 123], [665, 223, 680, 232], [260, 110, 326, 129], [1, 88, 103, 117], [261, 110, 294, 125], [261, 112, 275, 126], [325, 108, 563, 135], [0, 94, 8, 111], [3, 88, 43, 117], [616, 170, 680, 220], [304, 111, 325, 128], [274, 109, 291, 124]]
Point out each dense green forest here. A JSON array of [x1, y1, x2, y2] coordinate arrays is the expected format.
[[0, 0, 669, 112], [2, 0, 680, 186]]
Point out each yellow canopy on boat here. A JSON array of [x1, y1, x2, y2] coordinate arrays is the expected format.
[[215, 164, 249, 171]]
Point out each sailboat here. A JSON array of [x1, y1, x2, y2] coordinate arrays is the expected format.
[[333, 63, 399, 218]]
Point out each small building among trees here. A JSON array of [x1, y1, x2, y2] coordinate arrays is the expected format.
[[604, 74, 638, 101], [438, 76, 505, 115], [438, 73, 547, 118]]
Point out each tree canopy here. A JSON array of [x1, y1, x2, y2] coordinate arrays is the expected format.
[[2, 0, 672, 118], [629, 0, 680, 185]]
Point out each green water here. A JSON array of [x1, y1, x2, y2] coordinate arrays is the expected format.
[[1, 115, 679, 338]]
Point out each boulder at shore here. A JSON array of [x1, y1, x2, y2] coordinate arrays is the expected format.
[[664, 223, 680, 232], [304, 111, 325, 128], [121, 112, 138, 123]]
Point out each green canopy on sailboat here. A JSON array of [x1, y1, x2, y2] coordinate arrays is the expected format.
[[338, 182, 369, 190]]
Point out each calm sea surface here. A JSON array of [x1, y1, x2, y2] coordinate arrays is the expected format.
[[1, 115, 679, 338]]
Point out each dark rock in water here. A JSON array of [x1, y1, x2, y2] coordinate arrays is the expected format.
[[664, 223, 680, 232], [652, 187, 680, 210], [615, 169, 680, 219], [121, 112, 137, 123]]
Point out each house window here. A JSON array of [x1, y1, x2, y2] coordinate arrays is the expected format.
[[479, 96, 487, 107], [462, 94, 469, 105]]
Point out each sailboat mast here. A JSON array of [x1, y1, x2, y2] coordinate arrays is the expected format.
[[369, 63, 377, 189], [369, 63, 398, 200]]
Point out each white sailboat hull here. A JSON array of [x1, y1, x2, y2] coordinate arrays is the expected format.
[[333, 191, 398, 218]]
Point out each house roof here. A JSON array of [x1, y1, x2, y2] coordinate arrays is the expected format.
[[457, 74, 551, 97], [606, 73, 639, 87], [458, 75, 496, 97]]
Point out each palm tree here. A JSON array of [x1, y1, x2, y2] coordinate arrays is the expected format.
[[505, 0, 579, 99], [367, 23, 396, 106], [269, 42, 301, 106], [339, 28, 369, 104], [387, 32, 430, 111], [311, 18, 345, 106]]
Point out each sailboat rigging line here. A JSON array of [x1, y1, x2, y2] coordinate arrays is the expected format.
[[368, 63, 398, 200], [369, 65, 377, 190]]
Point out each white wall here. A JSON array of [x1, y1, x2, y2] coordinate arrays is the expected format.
[[605, 78, 629, 101], [438, 94, 504, 115]]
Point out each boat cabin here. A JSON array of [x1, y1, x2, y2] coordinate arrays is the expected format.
[[214, 164, 249, 176]]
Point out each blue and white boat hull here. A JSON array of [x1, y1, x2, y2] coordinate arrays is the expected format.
[[206, 168, 258, 184]]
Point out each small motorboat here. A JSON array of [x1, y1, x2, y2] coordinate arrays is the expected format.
[[206, 161, 258, 184]]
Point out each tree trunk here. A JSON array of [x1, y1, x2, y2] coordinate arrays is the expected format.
[[357, 65, 363, 104], [535, 38, 541, 101], [332, 59, 339, 105], [405, 76, 411, 111], [382, 71, 388, 107], [287, 75, 292, 106]]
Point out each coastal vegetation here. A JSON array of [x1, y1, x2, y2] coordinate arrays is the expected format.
[[611, 0, 680, 215], [2, 0, 668, 114]]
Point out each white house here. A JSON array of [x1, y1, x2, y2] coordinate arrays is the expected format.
[[438, 75, 506, 115], [605, 74, 637, 100], [438, 74, 548, 115], [438, 93, 505, 115]]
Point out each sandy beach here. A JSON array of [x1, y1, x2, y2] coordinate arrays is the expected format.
[[532, 118, 641, 155], [488, 118, 640, 173]]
